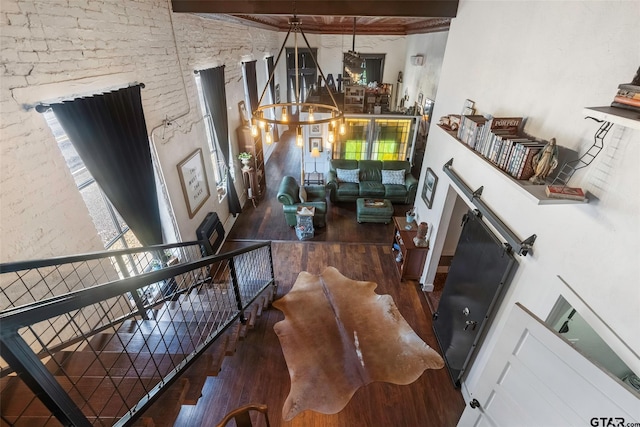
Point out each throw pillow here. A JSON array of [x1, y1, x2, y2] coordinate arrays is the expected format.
[[299, 186, 307, 203], [336, 168, 360, 183], [382, 169, 406, 185]]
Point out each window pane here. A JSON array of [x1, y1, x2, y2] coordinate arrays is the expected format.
[[371, 119, 412, 161], [80, 183, 119, 246], [338, 119, 369, 160], [194, 73, 227, 201]]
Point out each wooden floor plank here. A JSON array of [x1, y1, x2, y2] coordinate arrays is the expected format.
[[172, 242, 464, 427]]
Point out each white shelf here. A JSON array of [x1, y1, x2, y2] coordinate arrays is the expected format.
[[438, 125, 588, 205], [583, 106, 640, 130]]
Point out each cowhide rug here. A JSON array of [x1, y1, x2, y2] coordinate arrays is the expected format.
[[272, 266, 444, 421]]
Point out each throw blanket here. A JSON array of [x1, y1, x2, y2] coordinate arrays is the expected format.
[[273, 266, 444, 420]]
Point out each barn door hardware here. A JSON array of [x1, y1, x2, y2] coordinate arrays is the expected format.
[[443, 159, 536, 256]]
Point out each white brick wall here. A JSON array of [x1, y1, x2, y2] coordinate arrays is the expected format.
[[0, 0, 281, 262]]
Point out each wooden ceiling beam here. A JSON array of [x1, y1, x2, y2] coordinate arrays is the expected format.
[[172, 1, 459, 18]]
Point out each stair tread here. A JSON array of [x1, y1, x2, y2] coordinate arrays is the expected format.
[[45, 351, 187, 377], [1, 376, 162, 418], [133, 378, 189, 427]]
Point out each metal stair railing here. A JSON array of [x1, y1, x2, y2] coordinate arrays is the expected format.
[[0, 240, 207, 314], [0, 241, 275, 427]]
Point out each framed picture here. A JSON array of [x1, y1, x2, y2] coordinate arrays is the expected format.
[[309, 137, 323, 152], [417, 92, 424, 106], [422, 167, 438, 209], [177, 148, 210, 219], [238, 100, 249, 125], [310, 123, 321, 136]]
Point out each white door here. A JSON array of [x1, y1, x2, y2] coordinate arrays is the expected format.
[[458, 303, 639, 427]]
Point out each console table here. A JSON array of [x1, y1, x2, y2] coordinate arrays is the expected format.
[[392, 217, 428, 280]]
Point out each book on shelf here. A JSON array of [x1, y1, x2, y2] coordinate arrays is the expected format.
[[517, 143, 546, 180], [613, 95, 640, 108], [610, 101, 640, 113], [457, 115, 487, 148], [616, 87, 640, 100], [545, 185, 586, 201], [617, 83, 640, 92]]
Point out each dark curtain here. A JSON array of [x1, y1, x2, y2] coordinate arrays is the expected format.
[[267, 56, 276, 102], [242, 60, 259, 113], [50, 85, 163, 246], [266, 56, 279, 141], [365, 58, 383, 84], [199, 66, 242, 216]]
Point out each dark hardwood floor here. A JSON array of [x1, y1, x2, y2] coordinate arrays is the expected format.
[[227, 130, 411, 244], [174, 131, 464, 426]]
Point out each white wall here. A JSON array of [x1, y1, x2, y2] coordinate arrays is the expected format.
[[402, 31, 449, 108], [415, 0, 640, 394], [297, 33, 407, 90], [0, 0, 282, 262]]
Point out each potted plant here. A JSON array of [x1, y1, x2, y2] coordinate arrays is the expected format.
[[238, 152, 252, 169]]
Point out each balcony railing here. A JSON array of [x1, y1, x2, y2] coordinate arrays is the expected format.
[[0, 241, 275, 426]]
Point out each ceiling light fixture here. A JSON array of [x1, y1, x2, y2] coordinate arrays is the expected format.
[[252, 16, 344, 135], [343, 18, 365, 83]]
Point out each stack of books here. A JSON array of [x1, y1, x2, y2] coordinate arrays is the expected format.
[[455, 116, 548, 181], [611, 83, 640, 112], [545, 185, 586, 202], [456, 115, 487, 148], [611, 67, 640, 112]]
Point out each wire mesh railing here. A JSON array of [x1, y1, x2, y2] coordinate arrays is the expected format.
[[0, 241, 205, 313], [0, 241, 274, 427]]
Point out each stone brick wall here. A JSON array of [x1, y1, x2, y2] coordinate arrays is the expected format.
[[0, 0, 280, 262]]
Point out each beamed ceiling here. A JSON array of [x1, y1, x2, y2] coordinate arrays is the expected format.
[[171, 1, 459, 35]]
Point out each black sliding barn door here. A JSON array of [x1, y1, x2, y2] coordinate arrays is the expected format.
[[433, 210, 516, 387]]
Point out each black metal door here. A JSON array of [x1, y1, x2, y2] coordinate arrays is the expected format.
[[433, 210, 516, 386]]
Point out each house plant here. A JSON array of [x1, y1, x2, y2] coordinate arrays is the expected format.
[[238, 152, 252, 169]]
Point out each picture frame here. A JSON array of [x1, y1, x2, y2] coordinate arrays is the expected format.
[[238, 100, 249, 125], [309, 137, 323, 152], [177, 148, 210, 219], [310, 123, 321, 136], [422, 167, 438, 209]]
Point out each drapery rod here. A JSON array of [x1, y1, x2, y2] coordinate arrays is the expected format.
[[34, 82, 145, 113], [443, 158, 537, 256]]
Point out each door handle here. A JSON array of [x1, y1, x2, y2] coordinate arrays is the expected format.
[[464, 320, 478, 331]]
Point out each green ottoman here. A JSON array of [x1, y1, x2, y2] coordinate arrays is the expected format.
[[356, 198, 393, 224]]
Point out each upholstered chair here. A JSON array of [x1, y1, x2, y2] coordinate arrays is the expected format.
[[277, 176, 327, 228]]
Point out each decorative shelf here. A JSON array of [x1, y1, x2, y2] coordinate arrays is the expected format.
[[437, 125, 588, 205], [583, 106, 640, 130]]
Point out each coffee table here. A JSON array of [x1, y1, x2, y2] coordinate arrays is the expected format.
[[356, 198, 393, 224]]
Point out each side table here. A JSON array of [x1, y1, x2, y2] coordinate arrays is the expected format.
[[242, 167, 257, 208], [295, 206, 315, 240], [304, 172, 324, 186]]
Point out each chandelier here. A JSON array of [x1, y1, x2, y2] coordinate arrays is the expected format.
[[251, 16, 345, 147], [343, 18, 365, 83]]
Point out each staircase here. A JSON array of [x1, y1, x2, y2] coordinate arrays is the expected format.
[[0, 241, 276, 427]]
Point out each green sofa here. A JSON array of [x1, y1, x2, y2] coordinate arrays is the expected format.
[[277, 176, 327, 228], [326, 159, 418, 204]]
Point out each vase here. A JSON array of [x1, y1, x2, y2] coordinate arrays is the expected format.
[[241, 158, 250, 170]]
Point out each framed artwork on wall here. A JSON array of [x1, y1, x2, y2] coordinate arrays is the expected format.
[[238, 100, 249, 125], [177, 148, 210, 219], [310, 123, 321, 136], [309, 137, 323, 152], [422, 167, 438, 209]]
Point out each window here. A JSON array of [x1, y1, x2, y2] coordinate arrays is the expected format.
[[336, 117, 414, 161], [44, 111, 142, 252], [194, 74, 228, 201]]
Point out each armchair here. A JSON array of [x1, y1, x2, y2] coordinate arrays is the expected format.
[[277, 176, 327, 228]]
